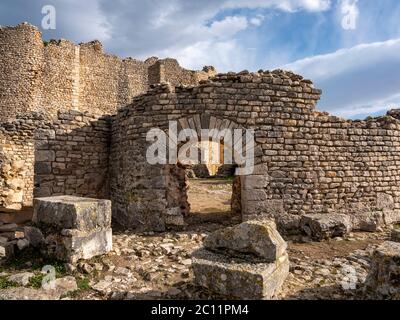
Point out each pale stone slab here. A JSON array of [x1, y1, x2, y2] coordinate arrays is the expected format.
[[33, 195, 111, 232], [192, 249, 289, 300], [204, 220, 287, 262]]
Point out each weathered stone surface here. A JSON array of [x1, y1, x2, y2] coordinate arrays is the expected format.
[[164, 207, 185, 228], [33, 196, 111, 232], [391, 227, 400, 242], [23, 226, 44, 247], [365, 241, 400, 299], [204, 220, 287, 262], [50, 276, 78, 296], [0, 287, 56, 300], [8, 272, 34, 286], [351, 212, 386, 232], [192, 249, 289, 299], [0, 223, 17, 232], [300, 214, 352, 240], [45, 228, 112, 263], [33, 195, 112, 263]]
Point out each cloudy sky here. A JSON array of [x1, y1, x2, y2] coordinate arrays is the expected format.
[[0, 0, 399, 119]]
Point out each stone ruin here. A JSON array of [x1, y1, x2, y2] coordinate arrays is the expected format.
[[1, 23, 400, 299]]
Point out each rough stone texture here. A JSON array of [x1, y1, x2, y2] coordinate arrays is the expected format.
[[7, 272, 34, 286], [33, 196, 111, 232], [0, 23, 215, 122], [33, 196, 112, 263], [192, 220, 289, 299], [0, 287, 56, 300], [365, 241, 400, 299], [391, 227, 400, 242], [204, 220, 286, 262], [300, 214, 353, 240], [192, 249, 289, 300], [2, 24, 400, 232]]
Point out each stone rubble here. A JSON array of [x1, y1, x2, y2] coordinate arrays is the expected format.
[[364, 241, 400, 299]]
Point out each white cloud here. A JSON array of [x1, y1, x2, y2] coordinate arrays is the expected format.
[[95, 0, 332, 69], [223, 0, 331, 12], [283, 39, 400, 118]]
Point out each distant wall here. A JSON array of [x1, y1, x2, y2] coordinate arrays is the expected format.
[[0, 23, 43, 119], [0, 23, 216, 121]]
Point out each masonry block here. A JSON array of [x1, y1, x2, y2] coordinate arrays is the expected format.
[[33, 195, 112, 263], [192, 249, 289, 300]]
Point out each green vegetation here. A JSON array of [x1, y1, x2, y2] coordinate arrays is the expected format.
[[28, 274, 45, 289], [0, 276, 17, 289], [77, 277, 90, 291]]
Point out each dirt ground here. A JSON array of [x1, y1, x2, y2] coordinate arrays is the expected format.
[[186, 178, 233, 224]]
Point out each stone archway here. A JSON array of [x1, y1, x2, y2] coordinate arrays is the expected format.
[[109, 71, 322, 232]]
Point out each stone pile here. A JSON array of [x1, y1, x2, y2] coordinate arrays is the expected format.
[[299, 212, 396, 241], [33, 195, 112, 263], [0, 222, 30, 262], [364, 241, 400, 299], [192, 220, 289, 299]]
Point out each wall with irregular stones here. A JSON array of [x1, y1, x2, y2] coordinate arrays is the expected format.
[[0, 113, 50, 208], [33, 111, 111, 200], [110, 70, 400, 231], [0, 110, 110, 210], [0, 23, 215, 121]]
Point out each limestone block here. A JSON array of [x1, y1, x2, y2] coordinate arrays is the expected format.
[[35, 150, 55, 162], [45, 228, 112, 263], [192, 249, 289, 299], [365, 241, 400, 299], [204, 220, 287, 262], [33, 196, 111, 232], [300, 214, 352, 240], [350, 212, 386, 232]]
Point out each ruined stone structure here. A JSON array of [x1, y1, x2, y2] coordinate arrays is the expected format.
[[1, 23, 400, 234], [0, 23, 216, 121]]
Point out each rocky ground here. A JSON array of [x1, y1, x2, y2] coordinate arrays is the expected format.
[[0, 178, 393, 300], [0, 221, 390, 300]]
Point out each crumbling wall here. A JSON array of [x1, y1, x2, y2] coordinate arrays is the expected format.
[[0, 23, 216, 122], [34, 111, 111, 199], [78, 41, 152, 116], [148, 59, 216, 88], [0, 113, 49, 207], [110, 70, 400, 231]]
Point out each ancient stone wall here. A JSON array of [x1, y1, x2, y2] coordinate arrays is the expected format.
[[34, 111, 111, 200], [0, 23, 215, 121], [110, 70, 400, 231], [0, 113, 49, 208], [0, 23, 43, 119]]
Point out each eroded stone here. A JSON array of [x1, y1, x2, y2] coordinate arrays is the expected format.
[[204, 220, 287, 262], [192, 249, 289, 299]]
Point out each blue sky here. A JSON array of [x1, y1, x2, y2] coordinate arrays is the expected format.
[[0, 0, 399, 119]]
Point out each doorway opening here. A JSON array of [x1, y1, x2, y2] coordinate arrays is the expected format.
[[183, 138, 240, 225]]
